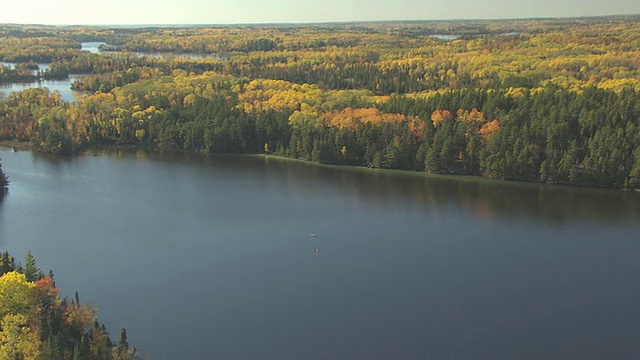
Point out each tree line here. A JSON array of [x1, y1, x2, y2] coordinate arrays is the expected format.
[[1, 73, 639, 189]]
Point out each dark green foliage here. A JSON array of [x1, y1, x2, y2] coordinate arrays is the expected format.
[[119, 328, 129, 351], [24, 250, 41, 282], [0, 251, 16, 275], [0, 157, 8, 194]]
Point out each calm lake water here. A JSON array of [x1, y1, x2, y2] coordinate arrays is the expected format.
[[84, 41, 222, 60], [0, 74, 83, 103], [1, 149, 640, 359], [81, 42, 106, 54], [0, 61, 82, 102]]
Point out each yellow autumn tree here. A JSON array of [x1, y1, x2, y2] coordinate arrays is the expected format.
[[456, 108, 485, 122], [0, 272, 36, 319], [0, 314, 41, 360], [323, 107, 405, 129]]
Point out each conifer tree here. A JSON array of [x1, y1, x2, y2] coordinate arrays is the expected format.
[[0, 157, 8, 193], [24, 251, 40, 282]]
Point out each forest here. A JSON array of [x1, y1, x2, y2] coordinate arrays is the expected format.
[[1, 16, 640, 188], [0, 250, 137, 359]]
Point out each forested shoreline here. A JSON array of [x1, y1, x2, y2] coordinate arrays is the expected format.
[[0, 251, 137, 359], [1, 17, 640, 189]]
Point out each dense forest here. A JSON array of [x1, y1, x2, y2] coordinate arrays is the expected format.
[[0, 250, 137, 359], [1, 17, 640, 188]]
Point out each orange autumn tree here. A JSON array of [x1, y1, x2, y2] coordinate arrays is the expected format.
[[430, 109, 453, 126], [479, 120, 500, 141], [324, 107, 406, 129]]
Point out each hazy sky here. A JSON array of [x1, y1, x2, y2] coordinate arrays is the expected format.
[[0, 0, 639, 25]]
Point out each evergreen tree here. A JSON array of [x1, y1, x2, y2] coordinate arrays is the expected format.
[[0, 157, 8, 193], [24, 250, 40, 282], [0, 252, 16, 275], [118, 328, 129, 351]]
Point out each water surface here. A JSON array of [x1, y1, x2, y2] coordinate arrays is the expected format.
[[0, 75, 83, 102], [1, 150, 639, 359], [81, 41, 222, 60]]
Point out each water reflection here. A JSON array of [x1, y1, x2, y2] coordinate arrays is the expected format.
[[84, 150, 640, 226], [252, 157, 640, 225]]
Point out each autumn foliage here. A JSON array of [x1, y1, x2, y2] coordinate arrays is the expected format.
[[323, 107, 406, 129], [1, 18, 640, 188], [479, 120, 500, 141], [431, 109, 453, 126], [0, 253, 133, 359]]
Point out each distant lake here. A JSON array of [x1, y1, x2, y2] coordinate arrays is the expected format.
[[0, 62, 50, 71], [82, 41, 224, 60], [1, 150, 640, 359], [0, 74, 83, 102], [0, 61, 83, 102], [81, 41, 108, 54], [430, 34, 462, 40]]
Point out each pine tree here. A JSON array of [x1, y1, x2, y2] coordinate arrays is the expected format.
[[0, 252, 16, 275], [118, 328, 129, 351], [24, 251, 40, 282]]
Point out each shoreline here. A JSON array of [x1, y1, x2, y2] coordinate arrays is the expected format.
[[0, 140, 31, 151], [1, 140, 637, 193]]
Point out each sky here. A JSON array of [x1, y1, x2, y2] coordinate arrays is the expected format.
[[0, 0, 639, 25]]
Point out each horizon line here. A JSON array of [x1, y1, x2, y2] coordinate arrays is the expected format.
[[1, 13, 639, 28]]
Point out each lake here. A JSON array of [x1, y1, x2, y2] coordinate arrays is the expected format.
[[430, 34, 462, 40], [0, 61, 82, 102], [0, 43, 223, 102], [0, 74, 84, 103], [84, 41, 223, 60], [1, 149, 640, 359]]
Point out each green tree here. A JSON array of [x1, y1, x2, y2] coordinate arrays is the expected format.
[[24, 251, 40, 282], [118, 328, 129, 351], [0, 252, 16, 276], [0, 158, 8, 193]]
